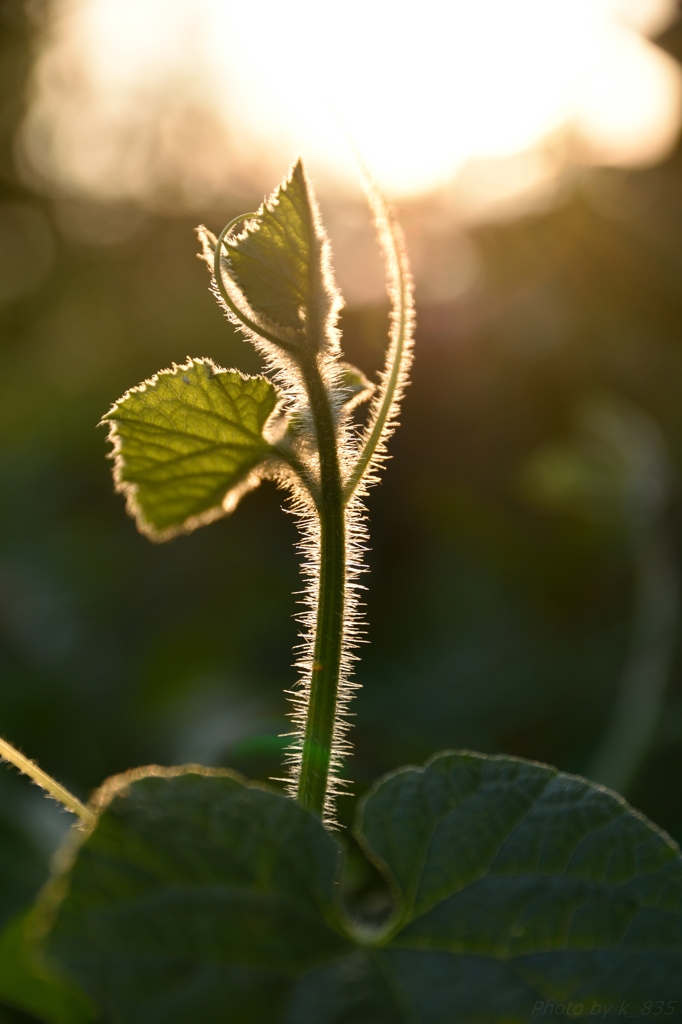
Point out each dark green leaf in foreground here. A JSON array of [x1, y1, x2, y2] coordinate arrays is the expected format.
[[102, 358, 281, 539], [0, 910, 96, 1024], [42, 755, 682, 1023], [43, 767, 351, 1024], [220, 160, 337, 342], [350, 752, 682, 1021]]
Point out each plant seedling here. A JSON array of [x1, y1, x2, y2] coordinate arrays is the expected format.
[[0, 162, 681, 1023]]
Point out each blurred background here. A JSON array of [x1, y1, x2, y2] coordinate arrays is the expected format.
[[2, 0, 682, 982]]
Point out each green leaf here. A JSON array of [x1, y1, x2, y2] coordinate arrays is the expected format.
[[220, 160, 338, 344], [0, 910, 97, 1024], [102, 358, 281, 539], [354, 752, 682, 1019], [40, 755, 682, 1023], [43, 767, 351, 1024], [337, 362, 373, 410]]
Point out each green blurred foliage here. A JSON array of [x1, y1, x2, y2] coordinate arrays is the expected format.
[[1, 10, 682, 1010]]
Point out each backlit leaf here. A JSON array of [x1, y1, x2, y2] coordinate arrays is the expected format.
[[220, 160, 339, 345], [102, 358, 281, 539], [337, 362, 373, 410]]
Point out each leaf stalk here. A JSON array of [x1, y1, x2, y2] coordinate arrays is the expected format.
[[0, 737, 95, 827]]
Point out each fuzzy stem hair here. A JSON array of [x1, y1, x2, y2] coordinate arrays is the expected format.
[[343, 179, 415, 504], [284, 186, 414, 820], [201, 162, 414, 823], [0, 737, 95, 827], [293, 348, 347, 816]]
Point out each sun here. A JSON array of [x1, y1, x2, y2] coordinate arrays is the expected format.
[[21, 0, 682, 210]]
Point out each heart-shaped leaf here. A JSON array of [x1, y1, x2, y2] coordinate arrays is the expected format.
[[102, 358, 281, 539], [353, 751, 682, 1019], [39, 754, 682, 1023]]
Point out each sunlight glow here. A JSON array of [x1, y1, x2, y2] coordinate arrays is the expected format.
[[21, 0, 682, 211]]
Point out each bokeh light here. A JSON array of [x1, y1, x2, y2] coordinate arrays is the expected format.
[[3, 0, 682, 942], [19, 0, 682, 213]]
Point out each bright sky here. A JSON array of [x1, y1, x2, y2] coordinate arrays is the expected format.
[[21, 0, 682, 212]]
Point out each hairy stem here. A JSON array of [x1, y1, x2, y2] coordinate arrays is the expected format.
[[296, 350, 346, 816], [0, 737, 95, 827], [274, 440, 320, 502], [343, 187, 414, 504]]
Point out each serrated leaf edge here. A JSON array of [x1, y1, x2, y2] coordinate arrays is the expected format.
[[101, 356, 283, 542]]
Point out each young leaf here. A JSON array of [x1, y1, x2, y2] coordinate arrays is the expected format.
[[205, 160, 341, 352], [102, 358, 281, 539], [337, 362, 374, 410], [42, 767, 351, 1024], [0, 910, 96, 1024]]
